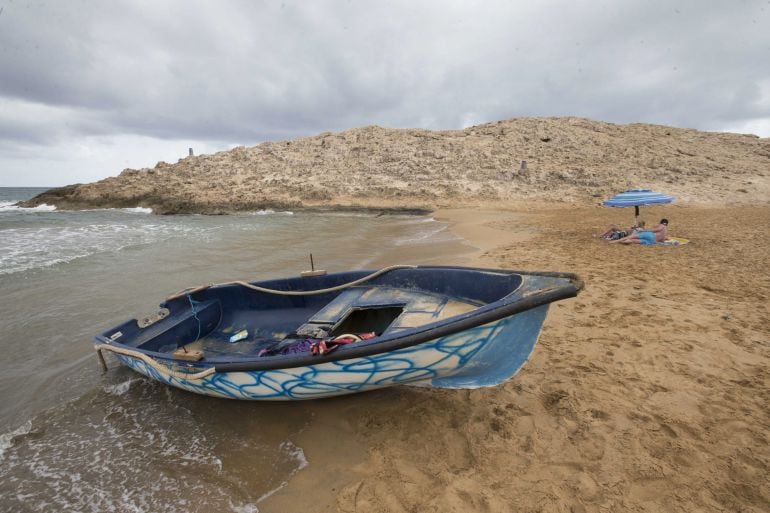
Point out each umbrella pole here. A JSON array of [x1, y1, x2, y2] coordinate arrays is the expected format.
[[635, 205, 640, 225]]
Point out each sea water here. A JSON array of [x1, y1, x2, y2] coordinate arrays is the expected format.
[[0, 187, 472, 512]]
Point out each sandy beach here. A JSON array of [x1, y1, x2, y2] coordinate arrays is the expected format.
[[263, 202, 769, 513], [4, 1, 770, 509], [9, 115, 768, 511]]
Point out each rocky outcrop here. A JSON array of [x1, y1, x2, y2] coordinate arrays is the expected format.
[[21, 117, 770, 213]]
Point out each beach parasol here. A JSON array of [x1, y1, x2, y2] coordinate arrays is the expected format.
[[603, 189, 675, 223]]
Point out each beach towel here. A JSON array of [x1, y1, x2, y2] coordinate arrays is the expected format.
[[658, 237, 690, 246]]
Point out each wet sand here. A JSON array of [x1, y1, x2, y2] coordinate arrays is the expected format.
[[263, 203, 769, 513]]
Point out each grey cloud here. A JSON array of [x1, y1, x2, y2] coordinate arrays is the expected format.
[[0, 0, 768, 154]]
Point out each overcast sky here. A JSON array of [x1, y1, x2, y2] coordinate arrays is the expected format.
[[1, 0, 768, 186]]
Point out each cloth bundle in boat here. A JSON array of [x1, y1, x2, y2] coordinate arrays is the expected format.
[[259, 332, 376, 357]]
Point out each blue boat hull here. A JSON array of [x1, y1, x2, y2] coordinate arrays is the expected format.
[[95, 266, 580, 400]]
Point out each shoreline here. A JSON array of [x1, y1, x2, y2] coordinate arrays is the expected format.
[[262, 202, 769, 513], [13, 198, 436, 217], [260, 208, 511, 513], [262, 206, 548, 513]]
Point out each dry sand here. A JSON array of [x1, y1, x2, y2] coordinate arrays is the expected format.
[[262, 202, 769, 513]]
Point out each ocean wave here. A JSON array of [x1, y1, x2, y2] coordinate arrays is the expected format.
[[103, 378, 139, 396], [0, 385, 305, 513], [393, 224, 460, 246], [68, 207, 154, 214], [255, 440, 309, 504], [231, 504, 258, 513], [0, 201, 57, 212], [282, 440, 309, 472], [0, 205, 152, 214], [247, 209, 294, 216], [0, 420, 33, 463], [394, 215, 436, 224], [122, 207, 153, 214], [0, 222, 197, 275]]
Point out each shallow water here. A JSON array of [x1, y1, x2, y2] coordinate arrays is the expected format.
[[0, 187, 473, 512]]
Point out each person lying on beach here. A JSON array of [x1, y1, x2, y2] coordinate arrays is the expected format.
[[597, 220, 645, 240], [610, 219, 668, 245]]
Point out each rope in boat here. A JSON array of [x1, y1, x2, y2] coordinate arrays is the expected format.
[[167, 264, 418, 300], [94, 344, 216, 381]]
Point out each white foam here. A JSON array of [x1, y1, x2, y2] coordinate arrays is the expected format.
[[282, 440, 309, 471], [0, 390, 247, 512], [256, 483, 285, 503], [0, 222, 199, 275], [122, 207, 153, 214], [396, 215, 436, 224], [232, 504, 259, 513], [255, 441, 308, 504], [0, 202, 57, 212], [394, 224, 460, 246], [0, 420, 32, 463], [103, 379, 137, 396], [249, 210, 294, 216]]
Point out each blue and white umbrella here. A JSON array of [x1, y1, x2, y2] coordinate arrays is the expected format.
[[603, 189, 675, 221]]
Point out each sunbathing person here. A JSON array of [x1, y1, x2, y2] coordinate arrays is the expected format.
[[611, 219, 668, 245], [598, 220, 645, 240]]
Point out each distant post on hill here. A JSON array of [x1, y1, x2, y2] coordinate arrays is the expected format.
[[520, 160, 528, 175]]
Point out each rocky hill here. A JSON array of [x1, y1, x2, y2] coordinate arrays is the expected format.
[[22, 117, 770, 214]]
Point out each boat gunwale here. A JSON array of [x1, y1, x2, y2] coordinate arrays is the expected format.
[[94, 266, 583, 374]]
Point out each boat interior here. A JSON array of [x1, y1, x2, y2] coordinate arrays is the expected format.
[[99, 268, 524, 362]]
